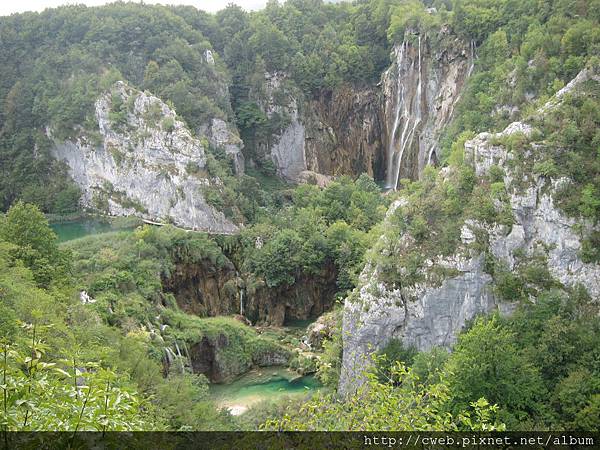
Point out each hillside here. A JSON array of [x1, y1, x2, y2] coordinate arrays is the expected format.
[[0, 0, 599, 435]]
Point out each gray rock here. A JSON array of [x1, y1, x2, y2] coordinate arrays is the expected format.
[[49, 81, 238, 233], [383, 30, 475, 187], [204, 118, 245, 175]]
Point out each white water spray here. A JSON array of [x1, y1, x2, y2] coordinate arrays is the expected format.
[[385, 42, 405, 190], [239, 289, 244, 316]]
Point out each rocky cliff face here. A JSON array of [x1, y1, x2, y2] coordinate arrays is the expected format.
[[339, 68, 600, 395], [188, 333, 289, 383], [254, 28, 472, 186], [253, 72, 385, 182], [49, 81, 240, 233], [162, 255, 338, 327], [244, 263, 339, 326], [383, 28, 474, 188], [163, 258, 242, 317]]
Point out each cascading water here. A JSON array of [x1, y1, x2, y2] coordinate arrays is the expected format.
[[239, 289, 244, 316], [385, 35, 423, 191], [384, 42, 406, 190], [384, 34, 475, 189], [467, 39, 476, 77]]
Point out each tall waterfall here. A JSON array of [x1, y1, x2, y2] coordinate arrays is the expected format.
[[383, 34, 475, 190], [385, 35, 423, 190]]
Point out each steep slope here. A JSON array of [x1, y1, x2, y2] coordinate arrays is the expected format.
[[339, 66, 600, 395], [250, 72, 386, 182], [49, 82, 239, 233], [247, 28, 473, 186]]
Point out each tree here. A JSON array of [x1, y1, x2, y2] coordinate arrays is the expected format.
[[0, 202, 70, 287], [263, 359, 505, 431], [445, 315, 546, 427]]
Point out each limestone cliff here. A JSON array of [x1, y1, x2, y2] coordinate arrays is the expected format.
[[252, 28, 472, 186], [250, 72, 385, 182], [49, 81, 240, 233], [339, 68, 600, 395]]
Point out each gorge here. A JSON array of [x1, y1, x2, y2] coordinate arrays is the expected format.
[[1, 0, 599, 434]]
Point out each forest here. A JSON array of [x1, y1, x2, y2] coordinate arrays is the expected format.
[[0, 0, 599, 436]]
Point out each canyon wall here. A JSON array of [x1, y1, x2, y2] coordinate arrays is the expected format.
[[254, 28, 473, 187], [163, 255, 338, 327], [383, 29, 474, 188], [339, 68, 600, 395], [252, 73, 385, 182]]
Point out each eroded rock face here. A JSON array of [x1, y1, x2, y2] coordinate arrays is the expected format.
[[245, 264, 338, 326], [466, 124, 600, 299], [339, 69, 600, 395], [162, 257, 338, 327], [253, 72, 385, 182], [199, 117, 245, 175], [303, 86, 386, 180], [189, 335, 241, 383], [254, 28, 471, 186], [49, 81, 238, 233], [306, 311, 339, 350], [162, 259, 241, 317], [187, 334, 289, 383]]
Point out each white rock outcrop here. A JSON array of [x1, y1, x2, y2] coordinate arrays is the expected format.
[[49, 82, 238, 233]]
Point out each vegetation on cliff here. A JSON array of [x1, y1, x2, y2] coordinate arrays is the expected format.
[[1, 0, 599, 435]]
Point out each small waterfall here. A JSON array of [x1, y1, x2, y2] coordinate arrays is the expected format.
[[467, 39, 476, 77], [165, 347, 176, 365], [239, 289, 244, 316]]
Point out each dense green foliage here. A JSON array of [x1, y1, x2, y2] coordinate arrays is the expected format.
[[0, 203, 285, 430], [0, 3, 229, 212], [443, 287, 600, 430], [371, 163, 512, 288], [2, 0, 598, 214], [230, 174, 388, 295], [264, 356, 505, 431], [531, 75, 600, 226], [441, 0, 600, 155], [1, 0, 599, 434]]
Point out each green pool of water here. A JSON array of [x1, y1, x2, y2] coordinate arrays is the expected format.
[[283, 318, 315, 329], [210, 367, 321, 415], [50, 217, 139, 242], [50, 219, 117, 242]]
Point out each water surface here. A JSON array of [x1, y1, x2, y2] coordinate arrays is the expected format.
[[50, 217, 139, 242], [210, 367, 321, 415]]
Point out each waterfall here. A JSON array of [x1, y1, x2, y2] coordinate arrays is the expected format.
[[385, 42, 405, 189], [467, 39, 476, 77], [386, 35, 423, 191], [165, 347, 175, 365], [239, 289, 244, 316]]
